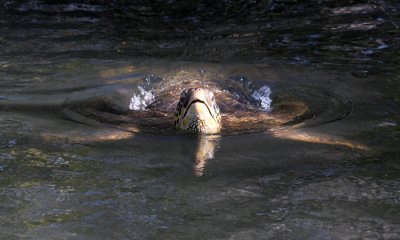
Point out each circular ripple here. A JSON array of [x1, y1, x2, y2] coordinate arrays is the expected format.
[[61, 84, 352, 136]]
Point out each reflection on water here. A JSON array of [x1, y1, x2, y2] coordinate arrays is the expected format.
[[194, 135, 220, 177], [0, 1, 400, 240]]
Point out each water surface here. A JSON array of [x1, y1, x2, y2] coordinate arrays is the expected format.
[[0, 1, 399, 239]]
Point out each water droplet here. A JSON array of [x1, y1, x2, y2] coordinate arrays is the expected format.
[[129, 86, 155, 110], [252, 85, 272, 112]]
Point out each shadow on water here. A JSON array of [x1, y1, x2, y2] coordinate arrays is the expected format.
[[0, 1, 400, 240]]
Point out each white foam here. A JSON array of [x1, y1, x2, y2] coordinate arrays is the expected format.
[[252, 85, 272, 112], [129, 86, 155, 111]]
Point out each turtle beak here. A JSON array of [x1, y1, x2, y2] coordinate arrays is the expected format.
[[182, 99, 219, 132], [176, 88, 221, 133]]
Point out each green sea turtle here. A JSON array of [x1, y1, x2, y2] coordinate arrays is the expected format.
[[58, 68, 367, 176], [63, 70, 308, 136]]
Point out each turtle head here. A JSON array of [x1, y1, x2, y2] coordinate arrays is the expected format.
[[175, 88, 221, 133]]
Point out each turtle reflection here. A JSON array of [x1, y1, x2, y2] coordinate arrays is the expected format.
[[194, 135, 220, 177]]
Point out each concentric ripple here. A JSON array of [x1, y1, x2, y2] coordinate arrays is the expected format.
[[60, 78, 353, 136]]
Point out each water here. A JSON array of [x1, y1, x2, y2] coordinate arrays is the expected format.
[[129, 86, 156, 111], [1, 1, 400, 239]]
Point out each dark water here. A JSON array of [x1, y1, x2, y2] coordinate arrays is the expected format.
[[1, 1, 400, 239]]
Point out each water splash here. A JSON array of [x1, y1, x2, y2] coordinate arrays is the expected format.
[[129, 86, 155, 111], [129, 86, 155, 110], [252, 85, 272, 112], [128, 75, 162, 110]]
